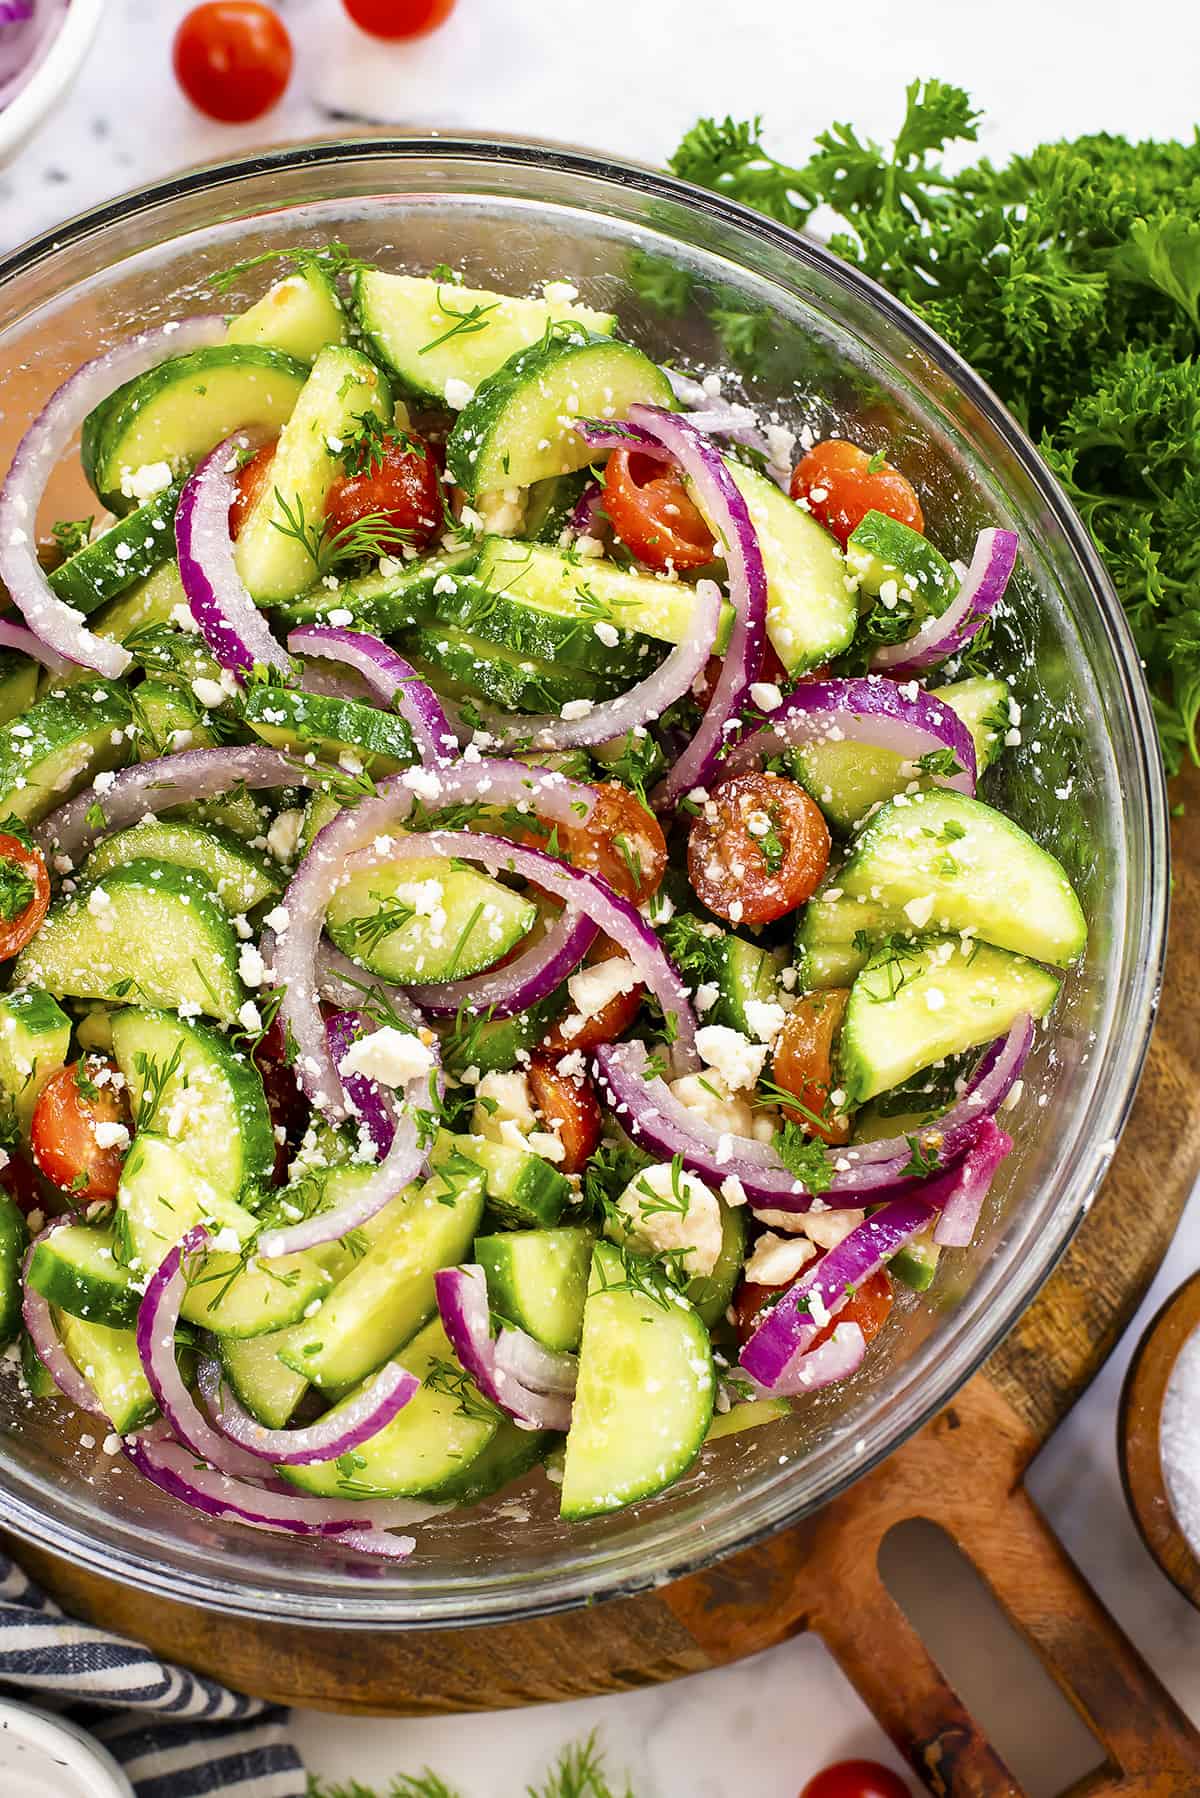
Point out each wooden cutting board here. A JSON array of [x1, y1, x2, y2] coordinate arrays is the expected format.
[[11, 773, 1200, 1796]]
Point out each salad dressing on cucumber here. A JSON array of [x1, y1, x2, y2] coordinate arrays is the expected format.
[[0, 249, 1085, 1558]]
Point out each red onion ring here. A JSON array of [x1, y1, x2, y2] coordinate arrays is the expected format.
[[325, 1008, 395, 1159], [764, 1320, 867, 1397], [135, 1228, 263, 1477], [722, 674, 978, 797], [494, 1328, 578, 1396], [36, 743, 335, 862], [932, 1116, 1013, 1248], [274, 760, 600, 1115], [435, 1266, 572, 1432], [740, 1195, 937, 1391], [21, 1223, 106, 1418], [121, 1433, 425, 1559], [567, 478, 605, 539], [0, 618, 68, 672], [466, 579, 721, 753], [286, 626, 458, 764], [176, 432, 293, 678], [870, 528, 1019, 675], [404, 904, 597, 1021], [196, 1354, 418, 1465], [0, 316, 225, 677]]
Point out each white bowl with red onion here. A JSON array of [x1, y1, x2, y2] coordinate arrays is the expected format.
[[0, 0, 101, 170]]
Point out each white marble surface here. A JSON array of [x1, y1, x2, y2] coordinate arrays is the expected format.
[[4, 1, 1200, 1791]]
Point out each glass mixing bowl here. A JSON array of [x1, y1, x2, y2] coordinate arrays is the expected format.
[[0, 138, 1167, 1628]]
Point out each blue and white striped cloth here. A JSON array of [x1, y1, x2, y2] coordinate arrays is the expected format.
[[0, 1557, 306, 1796]]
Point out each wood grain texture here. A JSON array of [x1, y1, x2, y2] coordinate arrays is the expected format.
[[1119, 1270, 1200, 1610], [8, 779, 1198, 1792]]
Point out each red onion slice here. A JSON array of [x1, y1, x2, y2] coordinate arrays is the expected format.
[[723, 675, 978, 797], [136, 1228, 264, 1477], [309, 937, 426, 1032], [0, 618, 68, 672], [340, 831, 699, 1072], [740, 1195, 937, 1392], [405, 905, 597, 1020], [21, 1224, 106, 1418], [275, 759, 600, 1114], [121, 1433, 424, 1560], [435, 1266, 572, 1432], [196, 1354, 418, 1465], [467, 579, 721, 753], [325, 1008, 395, 1159], [567, 479, 605, 539], [932, 1116, 1013, 1248], [176, 433, 293, 678], [870, 528, 1019, 675], [0, 316, 225, 677], [287, 625, 458, 764], [37, 743, 333, 863], [494, 1328, 578, 1396], [766, 1320, 867, 1397]]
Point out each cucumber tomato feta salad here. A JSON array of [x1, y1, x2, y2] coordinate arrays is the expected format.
[[0, 252, 1086, 1556]]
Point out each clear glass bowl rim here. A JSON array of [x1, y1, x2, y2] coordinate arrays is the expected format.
[[0, 135, 1169, 1630]]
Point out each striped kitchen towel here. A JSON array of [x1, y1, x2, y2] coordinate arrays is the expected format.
[[0, 1557, 306, 1796]]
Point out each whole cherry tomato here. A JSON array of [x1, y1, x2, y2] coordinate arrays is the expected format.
[[687, 771, 830, 925], [772, 990, 851, 1146], [603, 447, 716, 572], [173, 4, 293, 124], [799, 1759, 912, 1798], [527, 1051, 602, 1175], [230, 440, 276, 539], [324, 429, 443, 554], [790, 439, 924, 548], [343, 0, 457, 38], [31, 1059, 132, 1202], [542, 939, 646, 1057], [0, 833, 49, 960]]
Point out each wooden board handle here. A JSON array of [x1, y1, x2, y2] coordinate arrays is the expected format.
[[664, 1373, 1200, 1794]]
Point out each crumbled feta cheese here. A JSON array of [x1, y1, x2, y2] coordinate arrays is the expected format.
[[191, 676, 226, 711], [119, 461, 173, 503], [720, 1174, 748, 1208], [92, 1120, 130, 1152], [559, 957, 641, 1036], [265, 807, 304, 864], [593, 621, 619, 648], [340, 1025, 436, 1089], [473, 1070, 537, 1144], [802, 1208, 865, 1253], [743, 997, 787, 1044], [694, 981, 720, 1016], [542, 279, 579, 304], [326, 608, 354, 628], [263, 905, 290, 935], [443, 376, 475, 411], [237, 1000, 262, 1035], [743, 1231, 817, 1286], [903, 893, 937, 929], [476, 487, 527, 536], [924, 986, 946, 1012], [560, 698, 594, 722], [614, 1161, 724, 1277], [695, 1024, 768, 1092], [749, 681, 784, 712]]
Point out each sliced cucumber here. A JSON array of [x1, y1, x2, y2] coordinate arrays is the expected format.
[[84, 820, 279, 913], [404, 621, 616, 714], [82, 345, 310, 515], [326, 850, 536, 986], [521, 472, 591, 544], [235, 344, 392, 603], [710, 936, 786, 1036], [130, 679, 219, 760], [838, 790, 1088, 969], [278, 1155, 486, 1391], [431, 541, 664, 682], [109, 1007, 274, 1205], [274, 548, 476, 632], [354, 269, 616, 404], [474, 1225, 595, 1353], [0, 679, 131, 825], [705, 1398, 791, 1443], [16, 859, 244, 1024], [459, 1135, 571, 1229], [58, 1313, 156, 1433], [890, 1229, 942, 1292], [0, 987, 71, 1133], [791, 675, 1010, 833], [242, 686, 415, 774], [687, 1198, 746, 1329], [226, 265, 347, 361], [0, 651, 38, 727], [91, 559, 189, 644], [425, 1417, 553, 1506], [838, 935, 1061, 1104], [48, 483, 182, 617], [218, 1328, 310, 1429], [20, 1330, 56, 1399], [0, 1195, 26, 1346], [560, 1242, 714, 1520], [793, 887, 890, 991], [846, 509, 958, 614], [27, 1221, 133, 1330], [470, 535, 732, 651], [723, 461, 856, 674], [116, 1128, 257, 1274], [440, 995, 567, 1077], [282, 1315, 500, 1501], [446, 330, 674, 497]]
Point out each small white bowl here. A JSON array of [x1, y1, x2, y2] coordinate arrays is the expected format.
[[0, 0, 104, 168], [0, 1696, 133, 1797]]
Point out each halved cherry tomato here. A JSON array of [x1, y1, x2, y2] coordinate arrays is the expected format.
[[694, 634, 790, 712], [173, 3, 293, 124], [229, 441, 276, 540], [772, 990, 851, 1146], [733, 1267, 894, 1353], [799, 1759, 912, 1798], [524, 782, 666, 907], [603, 447, 716, 572], [542, 938, 646, 1056], [31, 1058, 132, 1202], [343, 0, 456, 37], [0, 1151, 43, 1217], [687, 771, 830, 925], [527, 1051, 602, 1176], [790, 439, 924, 548], [0, 833, 49, 960], [324, 429, 443, 554]]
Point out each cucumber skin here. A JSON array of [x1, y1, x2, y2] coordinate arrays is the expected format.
[[26, 1225, 136, 1331], [49, 482, 182, 617], [0, 679, 131, 826], [0, 1195, 27, 1346]]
